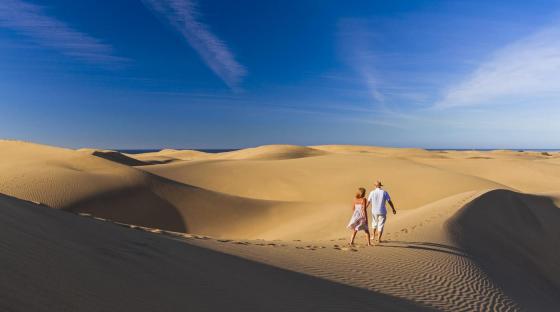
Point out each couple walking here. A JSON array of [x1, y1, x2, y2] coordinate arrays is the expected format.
[[347, 181, 396, 246]]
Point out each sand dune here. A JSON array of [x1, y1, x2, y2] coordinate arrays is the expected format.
[[0, 194, 425, 312], [127, 145, 326, 164], [447, 189, 560, 309], [1, 140, 559, 310], [128, 148, 210, 164], [216, 144, 326, 160], [0, 140, 301, 236], [411, 152, 560, 192], [167, 189, 559, 310], [142, 151, 506, 239], [3, 188, 557, 310]]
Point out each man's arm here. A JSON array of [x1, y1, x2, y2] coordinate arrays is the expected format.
[[362, 198, 368, 223], [388, 200, 396, 215]]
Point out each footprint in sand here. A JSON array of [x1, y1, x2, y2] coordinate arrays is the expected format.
[[296, 245, 317, 250], [217, 239, 232, 243], [333, 244, 357, 252], [401, 228, 409, 234]]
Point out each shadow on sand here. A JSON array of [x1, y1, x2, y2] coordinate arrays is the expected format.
[[376, 240, 472, 259]]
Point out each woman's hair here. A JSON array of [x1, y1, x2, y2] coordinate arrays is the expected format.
[[355, 187, 366, 199]]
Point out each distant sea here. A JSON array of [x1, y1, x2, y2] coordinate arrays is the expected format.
[[117, 148, 560, 154]]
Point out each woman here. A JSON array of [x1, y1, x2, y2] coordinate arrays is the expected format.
[[347, 187, 371, 246]]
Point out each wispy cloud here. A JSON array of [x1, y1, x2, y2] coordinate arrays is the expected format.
[[337, 19, 386, 106], [0, 0, 123, 64], [436, 24, 560, 108], [142, 0, 246, 90]]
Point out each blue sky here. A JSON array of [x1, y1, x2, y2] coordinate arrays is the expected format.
[[1, 0, 559, 149]]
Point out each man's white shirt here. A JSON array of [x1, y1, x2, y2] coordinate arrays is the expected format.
[[368, 188, 391, 215]]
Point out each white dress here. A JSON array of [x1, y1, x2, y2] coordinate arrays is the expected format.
[[347, 201, 368, 231]]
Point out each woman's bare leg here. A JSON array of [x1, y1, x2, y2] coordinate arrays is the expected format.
[[349, 230, 357, 245], [365, 231, 372, 246]]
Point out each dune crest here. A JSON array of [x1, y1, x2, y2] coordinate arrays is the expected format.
[[215, 144, 327, 160], [78, 148, 149, 166]]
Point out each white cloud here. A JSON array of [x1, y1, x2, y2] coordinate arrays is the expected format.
[[0, 0, 123, 64], [337, 19, 385, 106], [437, 25, 560, 108], [143, 0, 246, 90]]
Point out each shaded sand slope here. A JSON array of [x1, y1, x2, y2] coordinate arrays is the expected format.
[[0, 141, 303, 237], [447, 189, 560, 310], [0, 194, 426, 312]]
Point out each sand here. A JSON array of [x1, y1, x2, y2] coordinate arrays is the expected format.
[[0, 140, 559, 311]]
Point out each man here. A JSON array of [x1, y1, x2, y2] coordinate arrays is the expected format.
[[367, 181, 396, 243]]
